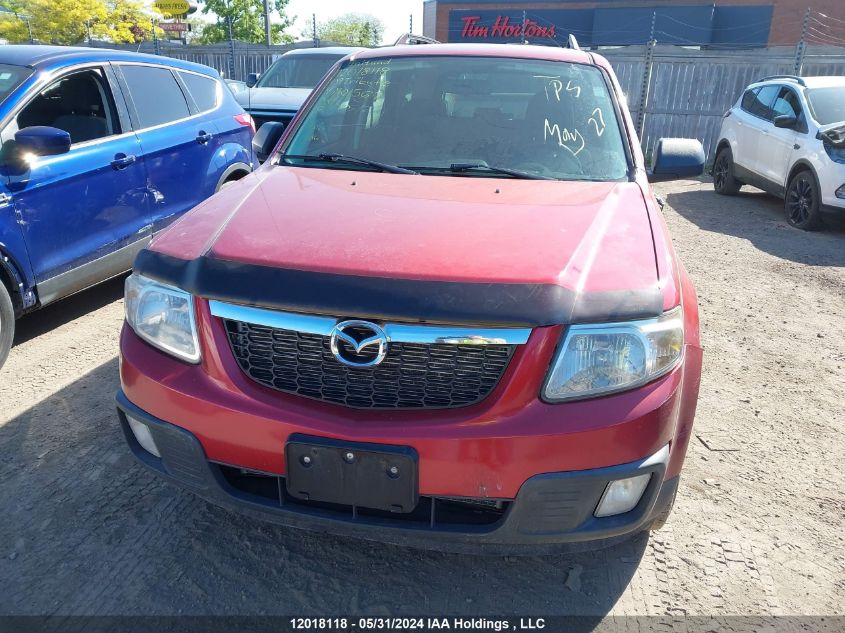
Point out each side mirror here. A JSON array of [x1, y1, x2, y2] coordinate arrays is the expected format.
[[246, 72, 260, 88], [252, 121, 286, 163], [774, 114, 797, 129], [15, 126, 71, 157], [648, 138, 705, 183]]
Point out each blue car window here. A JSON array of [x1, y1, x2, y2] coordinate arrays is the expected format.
[[178, 71, 219, 112], [120, 65, 190, 129], [0, 64, 33, 105]]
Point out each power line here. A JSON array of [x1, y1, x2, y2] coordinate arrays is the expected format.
[[805, 26, 845, 45], [813, 10, 845, 26], [808, 16, 845, 33], [658, 13, 773, 33]]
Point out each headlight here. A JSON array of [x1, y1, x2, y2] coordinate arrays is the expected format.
[[124, 273, 200, 363], [543, 307, 683, 402]]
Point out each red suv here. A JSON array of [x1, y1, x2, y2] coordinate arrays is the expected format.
[[116, 44, 704, 552]]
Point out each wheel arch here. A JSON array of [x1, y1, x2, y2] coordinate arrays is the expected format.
[[0, 247, 29, 314], [711, 138, 733, 172], [785, 159, 820, 190], [214, 161, 252, 193]]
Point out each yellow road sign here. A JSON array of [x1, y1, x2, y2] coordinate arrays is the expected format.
[[153, 0, 191, 17]]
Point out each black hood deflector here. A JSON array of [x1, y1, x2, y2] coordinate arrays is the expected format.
[[134, 250, 664, 327]]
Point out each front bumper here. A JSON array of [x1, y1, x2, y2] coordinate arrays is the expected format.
[[117, 391, 678, 554]]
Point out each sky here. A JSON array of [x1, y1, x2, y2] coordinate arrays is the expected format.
[[284, 0, 424, 45]]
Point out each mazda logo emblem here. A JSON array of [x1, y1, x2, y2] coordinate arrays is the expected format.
[[329, 320, 388, 367]]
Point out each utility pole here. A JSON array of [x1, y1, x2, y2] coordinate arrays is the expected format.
[[263, 0, 271, 46], [85, 20, 92, 46], [21, 15, 32, 43], [793, 7, 810, 75], [227, 15, 236, 79], [151, 18, 161, 56], [522, 10, 527, 44], [637, 11, 658, 140]]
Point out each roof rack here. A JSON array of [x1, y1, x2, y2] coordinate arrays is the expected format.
[[393, 33, 439, 46], [758, 75, 806, 86]]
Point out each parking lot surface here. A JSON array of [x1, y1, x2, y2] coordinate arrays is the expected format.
[[1, 180, 843, 617]]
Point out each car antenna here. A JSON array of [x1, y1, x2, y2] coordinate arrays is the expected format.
[[567, 34, 581, 50]]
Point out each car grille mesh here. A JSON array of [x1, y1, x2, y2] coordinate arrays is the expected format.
[[223, 320, 516, 409]]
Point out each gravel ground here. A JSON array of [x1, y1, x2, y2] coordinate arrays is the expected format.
[[0, 179, 843, 618]]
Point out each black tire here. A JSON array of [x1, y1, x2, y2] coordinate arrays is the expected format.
[[0, 282, 13, 371], [712, 147, 742, 195], [785, 170, 824, 231]]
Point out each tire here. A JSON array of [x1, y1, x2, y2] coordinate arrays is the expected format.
[[0, 282, 14, 371], [712, 147, 742, 195], [785, 170, 824, 231]]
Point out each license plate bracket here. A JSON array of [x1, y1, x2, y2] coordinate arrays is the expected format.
[[285, 435, 419, 513]]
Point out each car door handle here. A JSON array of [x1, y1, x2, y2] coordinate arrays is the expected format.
[[196, 131, 213, 144], [111, 153, 136, 169]]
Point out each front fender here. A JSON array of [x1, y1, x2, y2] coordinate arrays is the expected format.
[[0, 216, 36, 310]]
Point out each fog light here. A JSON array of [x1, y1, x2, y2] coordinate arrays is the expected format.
[[126, 415, 161, 458], [595, 473, 651, 517], [836, 185, 845, 199]]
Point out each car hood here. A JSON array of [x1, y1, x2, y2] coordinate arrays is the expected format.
[[151, 167, 659, 310], [235, 87, 311, 111], [817, 121, 845, 147]]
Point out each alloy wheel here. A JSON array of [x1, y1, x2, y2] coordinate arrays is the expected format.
[[713, 154, 728, 191], [787, 176, 813, 225]]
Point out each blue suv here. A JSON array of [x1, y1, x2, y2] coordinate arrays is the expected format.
[[0, 46, 256, 369]]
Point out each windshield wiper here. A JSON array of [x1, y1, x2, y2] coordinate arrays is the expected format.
[[448, 162, 555, 180], [281, 153, 418, 175]]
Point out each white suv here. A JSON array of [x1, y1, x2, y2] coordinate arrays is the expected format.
[[713, 75, 845, 230]]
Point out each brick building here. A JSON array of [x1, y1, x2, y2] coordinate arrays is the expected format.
[[422, 0, 845, 48]]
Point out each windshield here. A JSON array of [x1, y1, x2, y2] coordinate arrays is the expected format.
[[282, 56, 630, 181], [256, 55, 345, 89], [0, 64, 33, 105], [806, 87, 845, 126]]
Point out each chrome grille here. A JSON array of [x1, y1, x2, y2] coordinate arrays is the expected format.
[[223, 320, 517, 409]]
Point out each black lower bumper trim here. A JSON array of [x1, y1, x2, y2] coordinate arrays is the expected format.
[[116, 391, 679, 555]]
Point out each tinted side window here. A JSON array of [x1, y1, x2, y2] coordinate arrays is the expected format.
[[741, 88, 759, 112], [748, 85, 779, 120], [772, 87, 801, 119], [179, 71, 219, 112], [9, 68, 119, 145], [120, 65, 190, 128]]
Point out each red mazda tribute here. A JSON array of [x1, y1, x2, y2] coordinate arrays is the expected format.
[[116, 43, 704, 552]]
